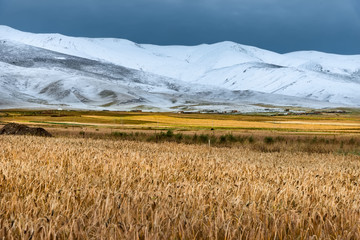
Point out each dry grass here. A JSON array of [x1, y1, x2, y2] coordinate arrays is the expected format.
[[1, 135, 360, 239], [2, 110, 360, 133], [119, 114, 360, 131]]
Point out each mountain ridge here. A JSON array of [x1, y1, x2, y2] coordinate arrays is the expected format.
[[0, 25, 359, 111]]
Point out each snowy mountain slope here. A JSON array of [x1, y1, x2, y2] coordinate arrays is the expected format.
[[2, 25, 360, 75], [0, 40, 194, 110], [0, 39, 345, 111], [0, 25, 359, 110], [0, 25, 272, 82], [193, 62, 360, 106]]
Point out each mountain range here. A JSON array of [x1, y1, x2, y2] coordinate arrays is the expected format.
[[1, 25, 359, 112]]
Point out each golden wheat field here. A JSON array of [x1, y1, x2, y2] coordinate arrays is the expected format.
[[1, 135, 360, 239]]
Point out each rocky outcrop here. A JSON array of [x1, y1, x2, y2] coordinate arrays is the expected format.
[[0, 123, 52, 137]]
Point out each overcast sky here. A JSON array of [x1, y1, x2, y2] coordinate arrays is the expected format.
[[0, 0, 359, 54]]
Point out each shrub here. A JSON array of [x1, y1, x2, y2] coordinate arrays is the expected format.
[[192, 134, 198, 142], [199, 134, 209, 143], [156, 132, 167, 141], [166, 130, 174, 138], [175, 133, 183, 142], [264, 136, 274, 144], [226, 134, 236, 142], [184, 135, 192, 143], [210, 135, 217, 144], [237, 136, 246, 143], [112, 132, 128, 138], [220, 135, 227, 143]]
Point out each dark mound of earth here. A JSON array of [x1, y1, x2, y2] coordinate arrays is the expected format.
[[0, 123, 52, 137]]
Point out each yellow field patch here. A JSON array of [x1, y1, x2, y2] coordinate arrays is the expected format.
[[2, 111, 360, 133], [120, 114, 360, 131]]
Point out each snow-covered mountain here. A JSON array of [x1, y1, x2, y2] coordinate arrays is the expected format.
[[0, 25, 359, 111]]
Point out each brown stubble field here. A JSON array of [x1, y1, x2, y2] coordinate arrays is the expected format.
[[1, 134, 360, 239]]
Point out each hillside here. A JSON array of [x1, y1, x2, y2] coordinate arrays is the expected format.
[[0, 25, 359, 111]]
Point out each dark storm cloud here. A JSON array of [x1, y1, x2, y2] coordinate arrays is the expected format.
[[0, 0, 359, 54]]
